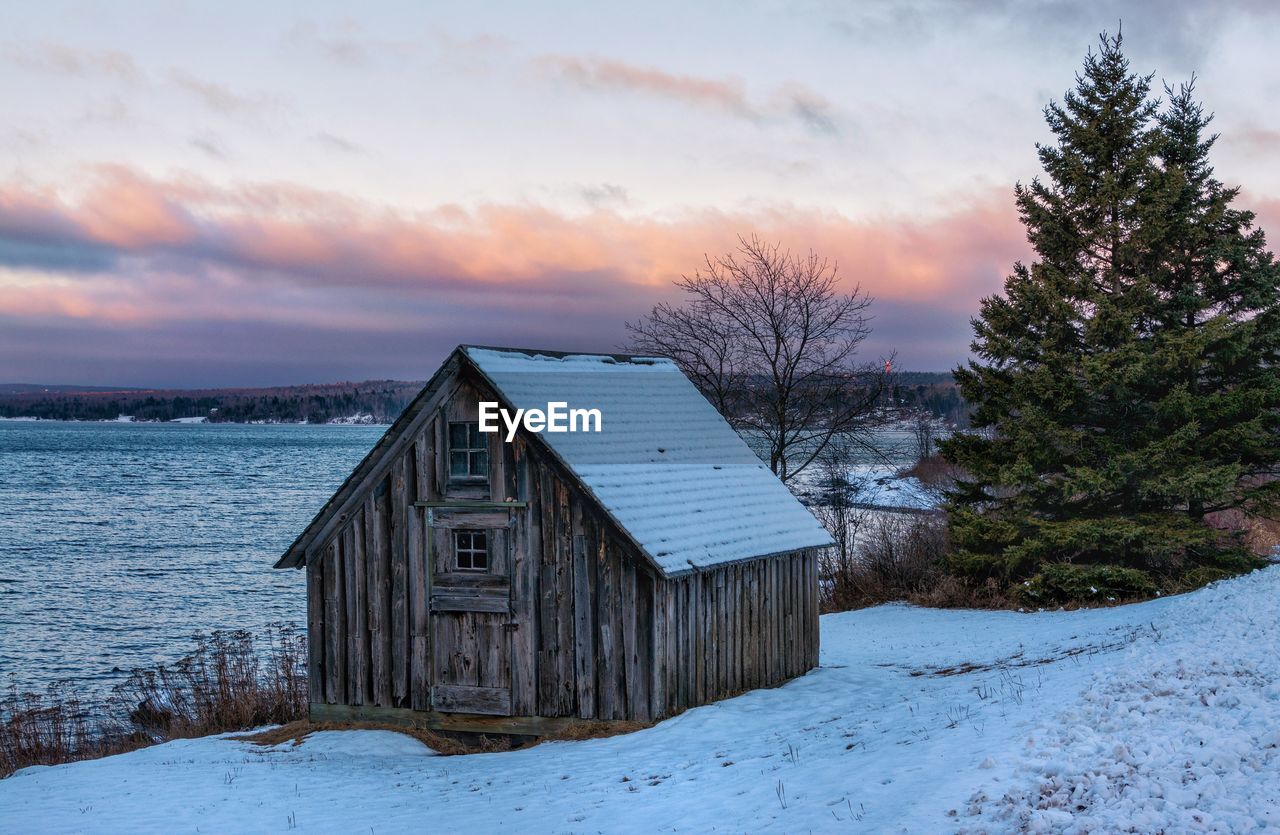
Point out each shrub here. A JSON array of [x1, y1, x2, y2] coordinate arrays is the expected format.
[[111, 625, 307, 739], [1013, 563, 1157, 607], [1171, 566, 1236, 591], [1, 624, 306, 778], [907, 574, 1012, 610], [821, 513, 948, 610], [899, 454, 967, 491], [0, 686, 150, 779]]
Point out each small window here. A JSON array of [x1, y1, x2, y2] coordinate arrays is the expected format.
[[448, 421, 489, 479], [454, 529, 489, 572]]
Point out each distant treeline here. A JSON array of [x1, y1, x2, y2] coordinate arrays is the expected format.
[[0, 381, 424, 424], [1, 372, 968, 426], [888, 372, 969, 425]]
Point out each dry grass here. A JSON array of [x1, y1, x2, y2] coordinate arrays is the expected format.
[[899, 454, 967, 491], [543, 719, 650, 742], [236, 717, 651, 755], [111, 625, 306, 740], [235, 720, 515, 755], [905, 574, 1014, 610], [0, 686, 152, 778], [1205, 508, 1280, 556], [1, 624, 307, 778], [821, 513, 949, 611], [819, 512, 1018, 612]]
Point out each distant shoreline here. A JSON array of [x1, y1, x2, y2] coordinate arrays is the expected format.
[[0, 379, 422, 424], [0, 416, 392, 426]]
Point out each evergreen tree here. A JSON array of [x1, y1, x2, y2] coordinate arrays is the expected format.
[[939, 33, 1280, 595]]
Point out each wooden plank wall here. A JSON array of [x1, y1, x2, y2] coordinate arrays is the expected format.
[[649, 550, 819, 718], [305, 367, 821, 722], [522, 449, 650, 721], [311, 422, 432, 711]]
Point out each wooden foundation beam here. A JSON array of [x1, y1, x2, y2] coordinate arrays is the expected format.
[[309, 702, 598, 737]]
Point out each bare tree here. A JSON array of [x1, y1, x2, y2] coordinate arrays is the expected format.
[[911, 412, 935, 464], [628, 235, 891, 482], [811, 437, 870, 586]]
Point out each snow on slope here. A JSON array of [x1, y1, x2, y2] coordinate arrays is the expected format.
[[847, 464, 940, 510], [2, 568, 1278, 833], [960, 568, 1280, 833]]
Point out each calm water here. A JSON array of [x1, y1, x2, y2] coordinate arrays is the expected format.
[[0, 421, 382, 703]]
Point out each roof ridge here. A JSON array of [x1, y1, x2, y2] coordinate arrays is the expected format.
[[461, 344, 672, 364]]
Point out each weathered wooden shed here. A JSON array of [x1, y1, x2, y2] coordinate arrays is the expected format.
[[275, 345, 832, 734]]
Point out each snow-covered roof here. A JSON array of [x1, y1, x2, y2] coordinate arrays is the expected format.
[[463, 346, 833, 576]]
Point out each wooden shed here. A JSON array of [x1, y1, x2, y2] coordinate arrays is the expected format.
[[275, 345, 833, 735]]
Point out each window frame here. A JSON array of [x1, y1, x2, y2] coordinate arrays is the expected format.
[[447, 420, 489, 482], [453, 529, 489, 573]]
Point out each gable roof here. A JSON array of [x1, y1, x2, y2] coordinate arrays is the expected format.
[[274, 351, 463, 569], [462, 346, 833, 576], [275, 345, 833, 575]]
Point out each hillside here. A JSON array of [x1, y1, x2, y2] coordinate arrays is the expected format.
[[890, 372, 969, 425], [0, 381, 423, 424], [2, 566, 1275, 832]]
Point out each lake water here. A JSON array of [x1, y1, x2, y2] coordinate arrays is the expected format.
[[0, 420, 922, 706], [0, 421, 382, 703]]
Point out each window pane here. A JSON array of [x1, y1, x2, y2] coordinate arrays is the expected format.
[[449, 451, 468, 476], [468, 423, 484, 447], [453, 529, 489, 572], [449, 423, 468, 448], [470, 450, 489, 476], [454, 531, 467, 569]]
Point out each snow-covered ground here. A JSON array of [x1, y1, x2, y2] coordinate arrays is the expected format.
[[3, 568, 1277, 833], [327, 413, 380, 425], [847, 464, 940, 510]]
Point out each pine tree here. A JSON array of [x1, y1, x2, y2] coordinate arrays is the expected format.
[[939, 33, 1280, 597]]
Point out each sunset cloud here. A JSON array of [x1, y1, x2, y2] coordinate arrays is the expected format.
[[167, 70, 279, 120], [537, 55, 840, 135], [0, 166, 1021, 300], [311, 131, 363, 154], [2, 41, 142, 82], [0, 166, 1026, 382], [3, 39, 279, 124], [3, 3, 1279, 388]]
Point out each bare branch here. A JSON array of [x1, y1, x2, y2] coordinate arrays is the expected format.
[[625, 235, 890, 482]]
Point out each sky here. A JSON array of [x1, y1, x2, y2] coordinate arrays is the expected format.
[[2, 1, 1280, 387]]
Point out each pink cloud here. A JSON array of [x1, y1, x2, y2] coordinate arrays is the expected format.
[[539, 55, 755, 117], [1223, 124, 1280, 158], [1250, 197, 1280, 242], [0, 166, 1027, 342], [3, 42, 141, 82], [537, 54, 838, 134]]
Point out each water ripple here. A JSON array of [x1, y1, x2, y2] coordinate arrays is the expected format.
[[0, 421, 380, 706]]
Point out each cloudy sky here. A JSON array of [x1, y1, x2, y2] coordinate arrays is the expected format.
[[3, 1, 1279, 387]]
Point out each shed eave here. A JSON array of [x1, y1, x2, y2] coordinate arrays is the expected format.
[[657, 539, 835, 579], [272, 348, 465, 569]]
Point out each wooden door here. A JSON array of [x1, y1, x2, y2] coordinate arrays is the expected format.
[[428, 509, 514, 715]]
